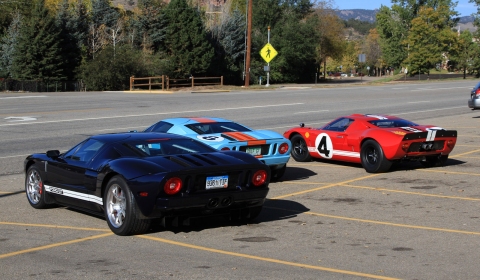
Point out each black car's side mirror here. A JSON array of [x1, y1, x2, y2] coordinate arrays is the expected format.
[[46, 150, 60, 158]]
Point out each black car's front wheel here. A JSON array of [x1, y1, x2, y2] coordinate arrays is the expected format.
[[104, 176, 151, 236], [291, 134, 311, 162], [360, 140, 392, 173], [25, 166, 50, 209]]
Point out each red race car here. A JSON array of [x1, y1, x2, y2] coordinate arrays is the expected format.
[[283, 114, 457, 173]]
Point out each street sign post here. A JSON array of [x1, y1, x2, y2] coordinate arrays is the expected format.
[[260, 27, 277, 87]]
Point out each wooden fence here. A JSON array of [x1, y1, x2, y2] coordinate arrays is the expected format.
[[130, 76, 223, 91]]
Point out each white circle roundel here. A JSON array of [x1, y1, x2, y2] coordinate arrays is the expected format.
[[315, 133, 333, 159], [197, 135, 224, 142]]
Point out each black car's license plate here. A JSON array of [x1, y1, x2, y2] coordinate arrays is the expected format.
[[206, 175, 228, 190]]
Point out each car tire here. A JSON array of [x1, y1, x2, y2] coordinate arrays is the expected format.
[[291, 134, 311, 162], [360, 140, 392, 173], [25, 166, 50, 209], [420, 155, 448, 168], [271, 165, 286, 181], [104, 176, 151, 236]]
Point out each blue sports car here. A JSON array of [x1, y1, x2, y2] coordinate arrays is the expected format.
[[144, 117, 291, 180]]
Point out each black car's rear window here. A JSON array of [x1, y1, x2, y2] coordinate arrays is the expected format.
[[125, 138, 216, 156], [368, 119, 418, 128], [185, 122, 251, 134]]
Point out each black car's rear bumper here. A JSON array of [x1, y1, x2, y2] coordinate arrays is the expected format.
[[149, 187, 269, 217]]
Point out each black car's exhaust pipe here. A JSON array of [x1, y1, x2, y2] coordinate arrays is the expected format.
[[207, 198, 219, 208], [221, 197, 232, 207]]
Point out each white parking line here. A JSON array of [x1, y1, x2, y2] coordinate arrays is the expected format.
[[0, 95, 48, 100], [294, 110, 329, 114], [0, 103, 304, 127]]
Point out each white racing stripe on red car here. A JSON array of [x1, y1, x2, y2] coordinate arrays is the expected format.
[[45, 185, 103, 205], [426, 130, 437, 141], [332, 150, 360, 158]]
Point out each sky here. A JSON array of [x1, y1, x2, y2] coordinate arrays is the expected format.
[[334, 0, 477, 17]]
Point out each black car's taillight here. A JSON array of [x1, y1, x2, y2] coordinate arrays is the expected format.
[[252, 170, 267, 186], [475, 88, 480, 97], [164, 177, 182, 195]]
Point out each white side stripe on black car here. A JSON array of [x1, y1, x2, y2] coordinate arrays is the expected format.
[[426, 130, 437, 141], [45, 185, 103, 205]]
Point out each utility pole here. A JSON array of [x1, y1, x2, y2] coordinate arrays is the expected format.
[[244, 0, 252, 87]]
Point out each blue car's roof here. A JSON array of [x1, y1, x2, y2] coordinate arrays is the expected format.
[[90, 132, 188, 143], [162, 117, 232, 125]]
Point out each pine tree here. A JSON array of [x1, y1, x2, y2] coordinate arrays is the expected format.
[[164, 0, 214, 77], [0, 11, 22, 78], [56, 0, 82, 80], [135, 0, 167, 52], [210, 9, 246, 84], [11, 0, 66, 81], [91, 0, 119, 28]]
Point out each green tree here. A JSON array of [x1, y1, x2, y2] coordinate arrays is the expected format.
[[449, 30, 479, 78], [403, 6, 457, 76], [0, 11, 22, 78], [56, 0, 82, 80], [11, 0, 66, 81], [266, 12, 319, 82], [163, 0, 214, 77], [133, 0, 167, 52], [210, 9, 246, 84]]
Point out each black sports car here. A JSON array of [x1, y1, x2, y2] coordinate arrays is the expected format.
[[25, 132, 270, 236]]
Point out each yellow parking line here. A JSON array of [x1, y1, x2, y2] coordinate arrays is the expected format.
[[280, 181, 329, 185], [417, 169, 480, 176], [271, 174, 379, 200], [303, 211, 480, 235], [0, 221, 111, 232], [0, 232, 113, 259], [451, 148, 480, 158], [458, 134, 480, 138], [341, 184, 480, 201], [455, 144, 480, 147], [287, 163, 351, 168], [138, 235, 399, 280]]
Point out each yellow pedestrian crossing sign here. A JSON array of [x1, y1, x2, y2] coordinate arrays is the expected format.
[[260, 43, 278, 63]]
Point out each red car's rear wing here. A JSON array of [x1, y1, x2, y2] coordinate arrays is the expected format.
[[402, 130, 457, 141]]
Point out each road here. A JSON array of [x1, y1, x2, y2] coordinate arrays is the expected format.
[[1, 80, 479, 279]]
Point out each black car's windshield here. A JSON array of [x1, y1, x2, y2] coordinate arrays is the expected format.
[[368, 119, 418, 128], [126, 138, 216, 156], [186, 122, 251, 134]]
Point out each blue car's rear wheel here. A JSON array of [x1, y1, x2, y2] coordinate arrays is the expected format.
[[104, 176, 151, 236], [291, 135, 311, 162], [360, 140, 392, 173]]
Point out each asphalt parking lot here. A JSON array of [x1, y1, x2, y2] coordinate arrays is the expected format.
[[1, 84, 479, 279]]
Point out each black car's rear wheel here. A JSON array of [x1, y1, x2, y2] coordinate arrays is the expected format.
[[360, 140, 392, 173], [104, 176, 151, 236], [291, 134, 311, 162], [25, 166, 50, 209], [420, 155, 448, 168]]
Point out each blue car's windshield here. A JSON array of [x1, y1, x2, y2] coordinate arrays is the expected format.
[[186, 122, 251, 134]]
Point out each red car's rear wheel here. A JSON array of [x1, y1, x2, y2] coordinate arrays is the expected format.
[[360, 140, 392, 173]]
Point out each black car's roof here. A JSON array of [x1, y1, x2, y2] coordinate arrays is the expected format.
[[90, 132, 188, 143]]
